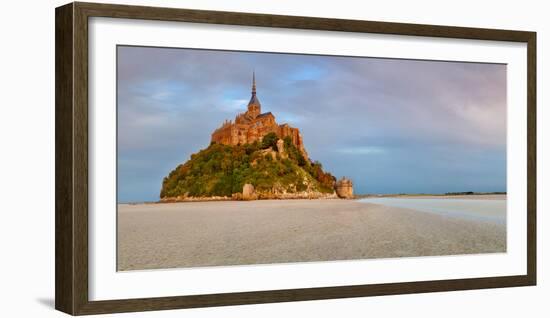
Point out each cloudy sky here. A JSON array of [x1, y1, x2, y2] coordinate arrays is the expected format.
[[117, 45, 506, 203]]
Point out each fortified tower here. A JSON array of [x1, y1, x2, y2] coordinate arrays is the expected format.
[[335, 177, 354, 199]]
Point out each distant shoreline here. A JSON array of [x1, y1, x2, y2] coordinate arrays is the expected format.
[[355, 192, 506, 199], [120, 192, 506, 205]]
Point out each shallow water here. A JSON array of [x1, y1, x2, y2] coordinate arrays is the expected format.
[[358, 198, 506, 225]]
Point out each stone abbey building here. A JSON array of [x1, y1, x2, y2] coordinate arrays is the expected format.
[[211, 73, 308, 160]]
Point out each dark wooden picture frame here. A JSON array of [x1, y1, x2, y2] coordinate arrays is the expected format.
[[55, 2, 536, 315]]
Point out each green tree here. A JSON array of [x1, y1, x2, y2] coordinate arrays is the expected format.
[[261, 132, 278, 150]]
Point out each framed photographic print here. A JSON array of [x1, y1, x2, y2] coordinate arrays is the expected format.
[[55, 2, 536, 315]]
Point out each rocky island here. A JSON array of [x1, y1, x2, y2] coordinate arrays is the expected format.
[[160, 73, 352, 201]]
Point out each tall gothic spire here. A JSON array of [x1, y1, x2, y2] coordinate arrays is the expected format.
[[252, 71, 256, 95], [247, 70, 261, 115]]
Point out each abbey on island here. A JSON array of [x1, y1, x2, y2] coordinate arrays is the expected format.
[[211, 72, 309, 160], [209, 72, 353, 199]]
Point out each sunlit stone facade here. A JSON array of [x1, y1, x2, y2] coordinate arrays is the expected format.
[[211, 72, 308, 160]]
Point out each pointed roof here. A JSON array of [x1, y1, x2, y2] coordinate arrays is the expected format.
[[248, 71, 261, 108], [252, 71, 256, 95]]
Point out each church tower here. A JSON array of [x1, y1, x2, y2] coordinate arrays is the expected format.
[[247, 71, 261, 118]]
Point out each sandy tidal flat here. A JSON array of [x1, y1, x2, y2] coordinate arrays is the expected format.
[[117, 196, 506, 271]]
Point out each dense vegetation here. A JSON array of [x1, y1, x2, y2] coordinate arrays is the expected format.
[[160, 133, 336, 198]]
